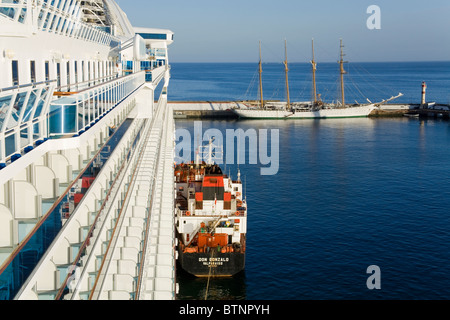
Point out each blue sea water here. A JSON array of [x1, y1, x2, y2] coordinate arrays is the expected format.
[[169, 61, 450, 105], [171, 62, 450, 300]]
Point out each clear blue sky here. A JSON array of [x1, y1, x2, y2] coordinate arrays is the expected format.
[[118, 0, 450, 63]]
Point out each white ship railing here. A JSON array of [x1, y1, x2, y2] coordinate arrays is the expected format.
[[48, 71, 145, 137], [0, 80, 56, 165]]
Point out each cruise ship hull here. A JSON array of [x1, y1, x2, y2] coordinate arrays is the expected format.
[[233, 105, 376, 119]]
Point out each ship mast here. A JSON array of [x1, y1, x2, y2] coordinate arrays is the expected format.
[[339, 39, 347, 107], [258, 41, 264, 109], [311, 38, 318, 105], [283, 39, 291, 111]]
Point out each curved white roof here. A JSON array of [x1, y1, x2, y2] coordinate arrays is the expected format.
[[104, 0, 135, 37]]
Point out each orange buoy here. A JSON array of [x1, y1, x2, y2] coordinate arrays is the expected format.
[[186, 211, 191, 216], [235, 211, 240, 216]]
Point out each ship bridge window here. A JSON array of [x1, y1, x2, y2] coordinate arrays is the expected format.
[[138, 33, 167, 40]]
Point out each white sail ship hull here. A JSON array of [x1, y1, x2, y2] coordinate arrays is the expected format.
[[233, 104, 377, 119]]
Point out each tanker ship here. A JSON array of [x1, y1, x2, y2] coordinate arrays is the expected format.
[[175, 141, 247, 277]]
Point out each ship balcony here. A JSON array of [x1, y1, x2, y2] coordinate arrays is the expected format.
[[48, 71, 145, 137], [0, 80, 56, 166], [121, 61, 167, 84]]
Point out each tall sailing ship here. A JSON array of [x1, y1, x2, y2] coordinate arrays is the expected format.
[[233, 39, 402, 119]]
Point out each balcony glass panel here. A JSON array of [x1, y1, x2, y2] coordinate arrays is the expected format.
[[7, 92, 28, 131], [22, 89, 39, 123], [49, 98, 77, 134], [0, 95, 13, 131]]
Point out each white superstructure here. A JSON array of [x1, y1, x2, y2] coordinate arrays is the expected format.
[[0, 0, 175, 300]]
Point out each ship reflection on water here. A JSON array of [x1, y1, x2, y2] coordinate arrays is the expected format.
[[176, 267, 247, 300]]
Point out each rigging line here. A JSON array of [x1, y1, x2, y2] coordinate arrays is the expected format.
[[346, 69, 369, 101], [297, 74, 314, 101], [283, 40, 310, 63], [240, 66, 260, 101], [270, 69, 285, 100], [260, 41, 284, 63], [351, 63, 397, 94]]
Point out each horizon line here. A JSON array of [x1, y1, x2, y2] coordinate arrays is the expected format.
[[170, 60, 450, 64]]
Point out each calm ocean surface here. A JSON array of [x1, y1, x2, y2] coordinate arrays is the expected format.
[[171, 62, 450, 300]]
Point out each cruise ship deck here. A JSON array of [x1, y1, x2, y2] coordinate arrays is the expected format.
[[0, 0, 176, 300]]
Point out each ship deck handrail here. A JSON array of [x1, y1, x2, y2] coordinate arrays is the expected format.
[[0, 79, 56, 94], [56, 71, 145, 97], [53, 73, 120, 95]]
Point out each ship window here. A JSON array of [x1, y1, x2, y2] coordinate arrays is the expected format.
[[88, 61, 91, 82], [12, 60, 19, 86], [67, 61, 70, 89], [0, 2, 17, 20], [60, 18, 67, 33], [42, 12, 51, 30], [74, 61, 78, 85], [18, 7, 27, 23], [49, 15, 57, 32], [81, 61, 85, 82], [56, 63, 61, 88], [45, 61, 50, 81], [55, 17, 62, 32], [138, 33, 167, 40], [30, 61, 36, 83], [0, 96, 13, 131], [37, 9, 45, 28]]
